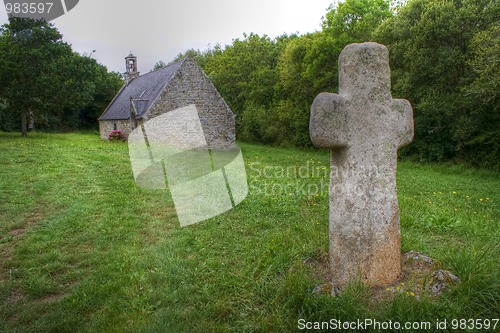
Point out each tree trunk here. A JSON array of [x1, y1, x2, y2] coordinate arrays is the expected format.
[[29, 111, 35, 131], [21, 112, 28, 136]]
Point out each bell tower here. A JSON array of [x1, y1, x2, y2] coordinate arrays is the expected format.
[[124, 52, 140, 82]]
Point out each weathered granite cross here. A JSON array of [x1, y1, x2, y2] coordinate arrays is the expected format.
[[310, 42, 414, 289]]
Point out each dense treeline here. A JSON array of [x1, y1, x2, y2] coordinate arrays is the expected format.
[[170, 0, 499, 167], [0, 2, 497, 167], [0, 18, 122, 135]]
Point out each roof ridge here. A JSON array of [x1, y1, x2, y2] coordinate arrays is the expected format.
[[136, 57, 186, 79], [143, 58, 188, 117], [99, 57, 189, 121]]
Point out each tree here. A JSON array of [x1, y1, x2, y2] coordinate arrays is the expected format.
[[0, 18, 122, 134], [201, 34, 281, 115], [374, 0, 499, 165], [72, 61, 123, 129], [466, 24, 500, 107], [323, 0, 392, 43], [169, 47, 217, 69], [272, 33, 338, 146], [271, 0, 392, 147], [152, 60, 167, 71], [462, 24, 500, 166], [0, 18, 72, 135]]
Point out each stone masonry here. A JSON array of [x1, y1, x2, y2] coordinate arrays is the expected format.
[[310, 42, 414, 289], [99, 119, 133, 139], [99, 57, 236, 151], [144, 58, 236, 150]]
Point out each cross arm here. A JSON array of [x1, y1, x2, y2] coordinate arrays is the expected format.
[[391, 99, 414, 149], [310, 92, 349, 149]]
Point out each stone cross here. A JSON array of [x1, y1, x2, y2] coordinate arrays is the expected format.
[[310, 42, 414, 289]]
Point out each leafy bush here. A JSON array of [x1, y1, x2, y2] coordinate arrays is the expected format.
[[108, 129, 126, 141]]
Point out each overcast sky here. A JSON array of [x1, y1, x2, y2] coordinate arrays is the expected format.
[[0, 0, 335, 74]]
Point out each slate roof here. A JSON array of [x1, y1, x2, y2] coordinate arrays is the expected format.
[[99, 59, 185, 121]]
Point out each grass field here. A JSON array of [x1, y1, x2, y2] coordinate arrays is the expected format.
[[0, 132, 498, 332]]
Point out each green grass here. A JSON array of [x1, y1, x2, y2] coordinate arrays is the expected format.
[[0, 132, 498, 333]]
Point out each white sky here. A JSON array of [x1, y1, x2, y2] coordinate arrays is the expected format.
[[0, 0, 335, 73]]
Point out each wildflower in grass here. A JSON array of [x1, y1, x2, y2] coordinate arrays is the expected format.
[[480, 198, 483, 202], [410, 292, 415, 297], [433, 192, 437, 195], [453, 191, 457, 194], [486, 198, 490, 201]]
